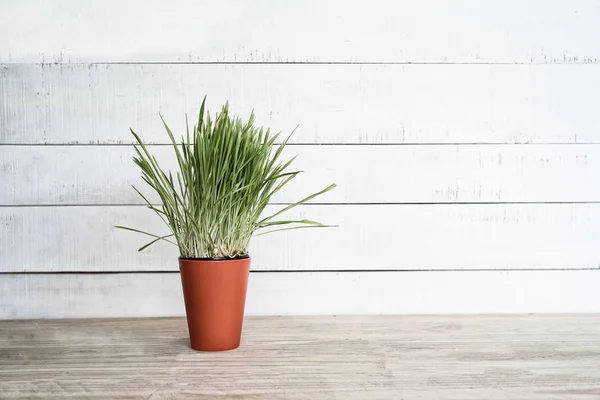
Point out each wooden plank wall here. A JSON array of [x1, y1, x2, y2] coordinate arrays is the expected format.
[[1, 0, 600, 318]]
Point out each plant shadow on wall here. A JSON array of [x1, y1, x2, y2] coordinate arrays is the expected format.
[[116, 97, 336, 351]]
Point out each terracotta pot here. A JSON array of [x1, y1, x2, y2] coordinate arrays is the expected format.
[[179, 256, 250, 351]]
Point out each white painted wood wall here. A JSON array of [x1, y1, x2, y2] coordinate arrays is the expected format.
[[1, 0, 600, 319]]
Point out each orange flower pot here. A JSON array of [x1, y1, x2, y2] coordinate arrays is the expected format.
[[179, 257, 250, 351]]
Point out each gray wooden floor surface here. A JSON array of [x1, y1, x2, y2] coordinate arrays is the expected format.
[[1, 315, 599, 399]]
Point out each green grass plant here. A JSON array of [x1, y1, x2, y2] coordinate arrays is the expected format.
[[117, 98, 335, 259]]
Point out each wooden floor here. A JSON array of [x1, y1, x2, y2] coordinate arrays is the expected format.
[[1, 316, 600, 399]]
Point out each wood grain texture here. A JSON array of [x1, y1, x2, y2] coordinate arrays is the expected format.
[[2, 0, 599, 64], [2, 271, 600, 319], [2, 63, 600, 144], [2, 144, 599, 205], [1, 315, 599, 399], [2, 204, 600, 273]]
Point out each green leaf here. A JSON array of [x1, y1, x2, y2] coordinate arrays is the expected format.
[[258, 183, 337, 226], [115, 226, 177, 246], [138, 233, 176, 251], [257, 219, 326, 229], [254, 224, 335, 237]]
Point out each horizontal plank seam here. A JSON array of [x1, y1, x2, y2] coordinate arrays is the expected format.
[[2, 143, 600, 147], [2, 268, 599, 275], [2, 202, 600, 208], [4, 61, 600, 66]]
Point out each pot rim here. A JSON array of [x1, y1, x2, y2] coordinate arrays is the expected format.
[[179, 254, 250, 261]]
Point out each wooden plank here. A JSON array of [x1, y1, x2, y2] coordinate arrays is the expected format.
[[2, 271, 600, 319], [2, 0, 599, 64], [1, 144, 599, 205], [1, 316, 600, 399], [2, 204, 600, 273], [2, 63, 600, 144]]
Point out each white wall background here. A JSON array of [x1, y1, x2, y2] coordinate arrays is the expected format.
[[1, 0, 600, 318]]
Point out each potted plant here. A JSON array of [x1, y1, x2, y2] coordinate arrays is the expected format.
[[117, 98, 335, 351]]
